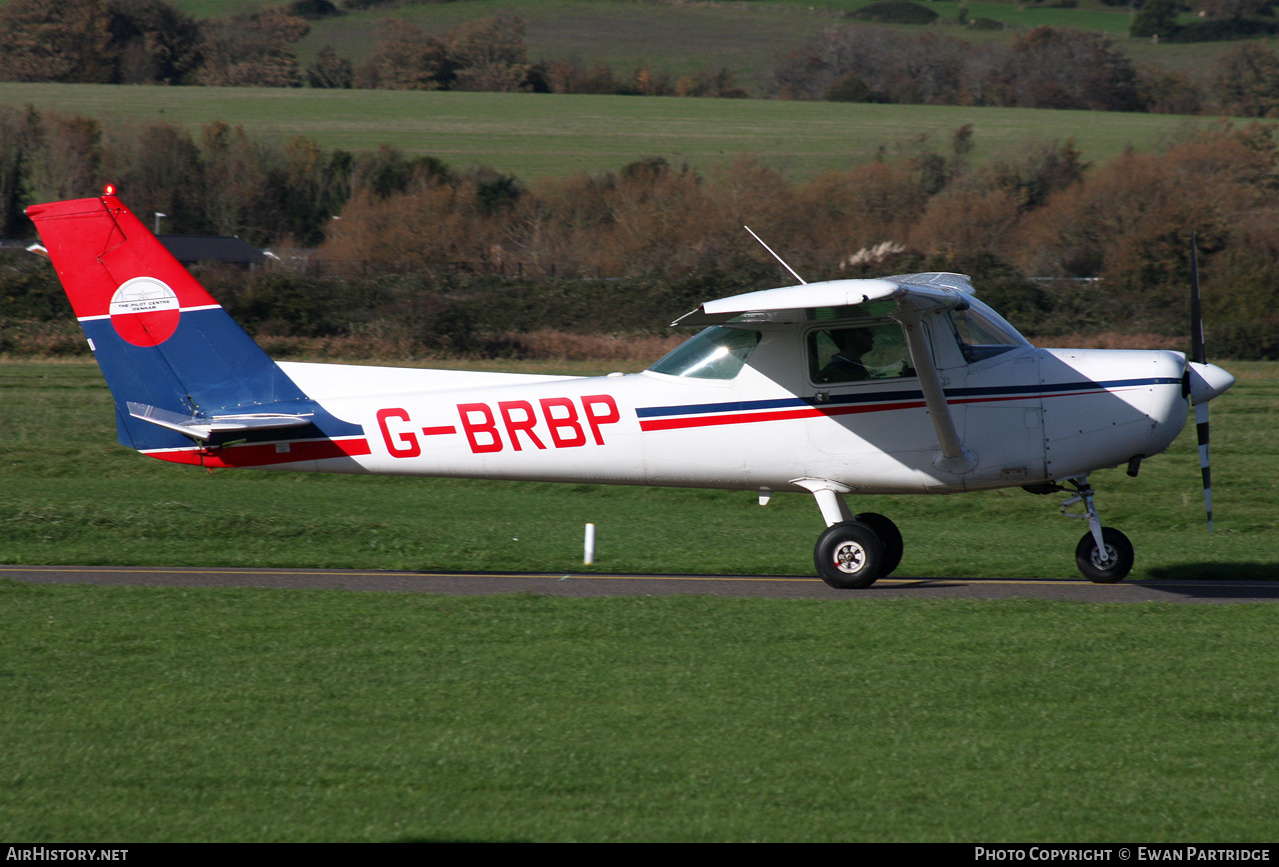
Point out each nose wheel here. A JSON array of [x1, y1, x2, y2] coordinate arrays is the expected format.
[[1059, 476, 1135, 583], [1075, 527, 1134, 583]]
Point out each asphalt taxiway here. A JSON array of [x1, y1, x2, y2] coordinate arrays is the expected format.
[[3, 565, 1277, 603]]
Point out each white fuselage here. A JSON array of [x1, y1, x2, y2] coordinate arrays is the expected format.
[[265, 333, 1190, 497]]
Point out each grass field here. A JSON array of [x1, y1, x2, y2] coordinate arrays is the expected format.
[[4, 586, 1279, 842], [0, 81, 1213, 182], [1, 356, 1276, 841]]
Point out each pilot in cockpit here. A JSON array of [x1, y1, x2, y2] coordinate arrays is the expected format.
[[819, 328, 875, 383]]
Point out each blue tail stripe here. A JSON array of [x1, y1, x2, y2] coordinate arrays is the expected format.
[[82, 310, 362, 453]]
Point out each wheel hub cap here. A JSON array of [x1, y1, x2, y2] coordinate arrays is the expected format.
[[1091, 544, 1117, 569], [833, 541, 867, 574]]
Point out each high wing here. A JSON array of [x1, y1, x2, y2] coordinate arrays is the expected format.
[[676, 272, 980, 473], [672, 272, 976, 326]]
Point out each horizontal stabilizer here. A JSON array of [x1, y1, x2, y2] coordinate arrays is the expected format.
[[127, 401, 314, 442]]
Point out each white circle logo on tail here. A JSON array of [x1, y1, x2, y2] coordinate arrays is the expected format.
[[109, 277, 180, 347]]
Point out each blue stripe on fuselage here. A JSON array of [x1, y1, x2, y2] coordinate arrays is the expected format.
[[636, 377, 1181, 419]]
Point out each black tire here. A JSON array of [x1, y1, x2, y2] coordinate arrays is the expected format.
[[854, 512, 903, 577], [1075, 527, 1134, 583], [814, 521, 886, 589]]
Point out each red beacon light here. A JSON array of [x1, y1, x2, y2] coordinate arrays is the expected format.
[[103, 184, 116, 196]]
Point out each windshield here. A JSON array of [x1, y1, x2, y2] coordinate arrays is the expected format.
[[947, 300, 1031, 363], [649, 326, 761, 379]]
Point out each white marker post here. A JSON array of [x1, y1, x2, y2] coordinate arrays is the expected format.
[[584, 523, 596, 565]]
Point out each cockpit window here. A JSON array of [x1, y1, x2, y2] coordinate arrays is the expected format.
[[809, 322, 915, 384], [649, 326, 761, 380], [946, 301, 1031, 363]]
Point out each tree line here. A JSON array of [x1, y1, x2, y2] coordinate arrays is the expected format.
[[1, 108, 1276, 360], [776, 20, 1279, 116], [0, 0, 527, 90], [0, 0, 742, 96], [7, 0, 1279, 115]]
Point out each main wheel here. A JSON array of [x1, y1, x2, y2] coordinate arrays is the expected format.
[[814, 521, 886, 589], [854, 512, 903, 577], [1075, 527, 1134, 583]]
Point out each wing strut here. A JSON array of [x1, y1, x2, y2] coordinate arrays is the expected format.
[[899, 311, 976, 475]]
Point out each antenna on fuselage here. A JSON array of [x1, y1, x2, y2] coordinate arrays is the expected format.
[[744, 226, 806, 285]]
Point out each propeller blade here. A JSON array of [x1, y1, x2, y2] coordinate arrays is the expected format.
[[1195, 401, 1213, 532], [1189, 234, 1212, 532], [1190, 235, 1206, 366]]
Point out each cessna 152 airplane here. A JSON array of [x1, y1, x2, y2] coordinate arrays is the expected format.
[[27, 190, 1236, 588]]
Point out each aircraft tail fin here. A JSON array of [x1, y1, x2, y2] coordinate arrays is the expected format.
[[27, 192, 312, 455]]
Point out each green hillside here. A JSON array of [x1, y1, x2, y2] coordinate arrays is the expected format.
[[0, 81, 1210, 182], [158, 0, 1240, 92]]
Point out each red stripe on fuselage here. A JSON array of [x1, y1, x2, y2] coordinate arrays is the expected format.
[[144, 437, 371, 468], [638, 400, 924, 432], [637, 386, 1144, 433]]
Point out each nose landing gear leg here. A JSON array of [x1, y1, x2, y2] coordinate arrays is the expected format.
[[1061, 476, 1134, 583]]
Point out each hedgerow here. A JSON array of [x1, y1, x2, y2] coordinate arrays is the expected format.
[[3, 109, 1277, 359]]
